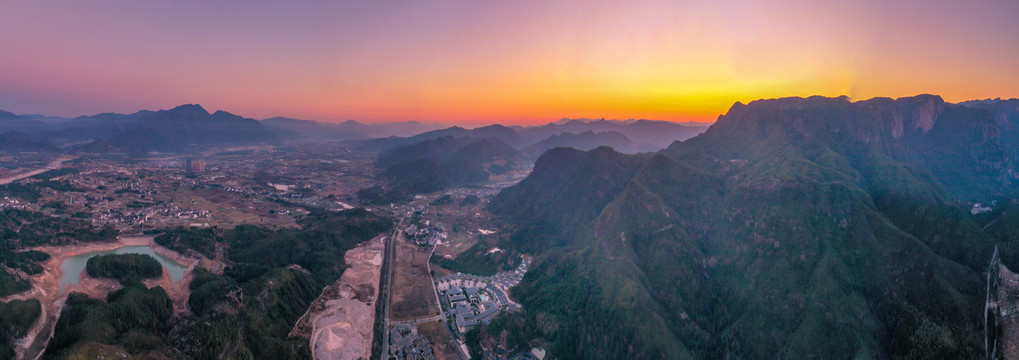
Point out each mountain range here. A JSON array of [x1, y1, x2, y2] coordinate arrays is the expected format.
[[484, 95, 1019, 359], [0, 106, 706, 155], [360, 119, 709, 155]]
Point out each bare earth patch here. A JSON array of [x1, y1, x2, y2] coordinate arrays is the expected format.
[[295, 235, 385, 360], [417, 320, 461, 360], [390, 232, 440, 322], [3, 235, 200, 360]]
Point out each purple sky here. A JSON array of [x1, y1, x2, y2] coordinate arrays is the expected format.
[[2, 0, 1018, 124]]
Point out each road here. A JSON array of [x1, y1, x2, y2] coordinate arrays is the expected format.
[[390, 315, 444, 326], [378, 217, 403, 359], [426, 244, 443, 320], [0, 156, 75, 185]]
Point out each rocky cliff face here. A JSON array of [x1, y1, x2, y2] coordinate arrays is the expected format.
[[962, 98, 1019, 166], [489, 94, 1015, 359], [683, 95, 1014, 200]]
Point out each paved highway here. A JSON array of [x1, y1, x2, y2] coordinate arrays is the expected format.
[[378, 217, 403, 359]]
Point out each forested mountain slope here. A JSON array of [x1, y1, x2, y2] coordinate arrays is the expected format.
[[487, 95, 1013, 359]]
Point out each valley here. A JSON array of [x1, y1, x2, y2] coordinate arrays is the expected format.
[[5, 3, 1019, 359], [3, 95, 1019, 360]]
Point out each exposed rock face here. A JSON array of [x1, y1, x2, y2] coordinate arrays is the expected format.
[[962, 98, 1019, 165], [694, 95, 1014, 200], [302, 237, 384, 360]]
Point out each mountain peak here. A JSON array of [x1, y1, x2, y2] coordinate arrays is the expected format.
[[168, 104, 209, 116]]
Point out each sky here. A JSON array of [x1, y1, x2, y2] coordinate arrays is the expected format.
[[1, 0, 1018, 125]]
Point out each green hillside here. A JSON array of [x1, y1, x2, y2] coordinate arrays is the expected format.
[[486, 95, 1011, 359], [364, 136, 521, 203]]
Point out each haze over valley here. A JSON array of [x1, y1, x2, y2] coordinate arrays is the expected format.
[[3, 1, 1019, 360]]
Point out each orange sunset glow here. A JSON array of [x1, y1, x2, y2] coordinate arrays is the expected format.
[[2, 0, 1019, 124]]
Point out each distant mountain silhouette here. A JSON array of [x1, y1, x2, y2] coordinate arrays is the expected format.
[[0, 110, 65, 134], [0, 104, 277, 153], [0, 131, 57, 153], [261, 117, 443, 142], [100, 105, 277, 152], [515, 118, 708, 152], [70, 139, 116, 154], [360, 124, 526, 151], [521, 131, 633, 158], [359, 119, 706, 156]]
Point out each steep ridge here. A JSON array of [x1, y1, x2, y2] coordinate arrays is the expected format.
[[961, 98, 1019, 165], [488, 95, 1010, 359]]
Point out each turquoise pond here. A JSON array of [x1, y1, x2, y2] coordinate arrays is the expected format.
[[59, 246, 188, 288]]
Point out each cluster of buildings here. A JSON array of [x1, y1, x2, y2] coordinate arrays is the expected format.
[[972, 201, 994, 215], [444, 286, 504, 334], [436, 256, 532, 336], [389, 324, 438, 360], [405, 222, 447, 246], [185, 159, 206, 173], [91, 201, 212, 227], [436, 256, 531, 296], [0, 196, 31, 211]]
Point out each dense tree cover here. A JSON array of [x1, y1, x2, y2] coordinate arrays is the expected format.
[[0, 183, 41, 201], [185, 269, 235, 317], [297, 208, 393, 240], [0, 299, 41, 359], [431, 240, 520, 276], [86, 254, 163, 285], [985, 198, 1019, 270], [44, 285, 177, 359], [0, 250, 49, 296], [224, 225, 371, 286], [0, 208, 107, 297], [35, 208, 392, 359], [154, 227, 219, 258], [29, 168, 78, 181], [165, 209, 391, 359], [0, 208, 382, 359], [34, 180, 80, 193], [0, 271, 31, 297], [0, 249, 50, 297], [485, 96, 1009, 359], [170, 268, 318, 359]]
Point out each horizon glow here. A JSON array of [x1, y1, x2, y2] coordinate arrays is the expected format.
[[1, 0, 1018, 125]]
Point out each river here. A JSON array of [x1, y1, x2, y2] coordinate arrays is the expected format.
[[0, 156, 75, 185]]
